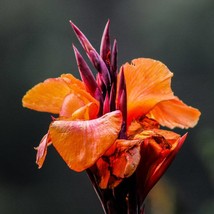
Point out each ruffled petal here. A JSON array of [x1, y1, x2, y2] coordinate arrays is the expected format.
[[22, 77, 71, 114], [22, 73, 99, 117], [61, 73, 85, 89], [147, 98, 201, 129], [49, 110, 122, 172], [120, 58, 174, 124]]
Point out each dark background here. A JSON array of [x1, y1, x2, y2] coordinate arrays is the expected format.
[[0, 0, 213, 213]]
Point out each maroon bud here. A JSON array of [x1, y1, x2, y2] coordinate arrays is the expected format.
[[100, 20, 111, 68], [111, 39, 118, 77], [73, 45, 99, 97]]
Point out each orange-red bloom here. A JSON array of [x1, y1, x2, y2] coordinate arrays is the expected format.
[[22, 20, 201, 213]]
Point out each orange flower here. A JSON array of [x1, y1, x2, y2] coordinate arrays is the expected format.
[[23, 73, 123, 171], [22, 20, 200, 213]]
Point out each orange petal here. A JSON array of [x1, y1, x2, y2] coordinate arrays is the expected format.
[[120, 58, 174, 124], [71, 102, 99, 120], [59, 84, 99, 118], [147, 98, 201, 129], [49, 110, 122, 172], [22, 78, 71, 114], [35, 133, 51, 169], [70, 84, 99, 108], [61, 73, 85, 90], [59, 93, 86, 117]]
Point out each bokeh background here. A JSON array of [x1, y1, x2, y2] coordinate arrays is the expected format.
[[1, 0, 214, 213]]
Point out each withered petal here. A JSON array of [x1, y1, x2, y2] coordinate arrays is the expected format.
[[96, 139, 141, 189], [111, 140, 141, 179]]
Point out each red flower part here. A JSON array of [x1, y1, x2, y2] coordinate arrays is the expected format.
[[146, 133, 187, 196], [135, 132, 188, 205]]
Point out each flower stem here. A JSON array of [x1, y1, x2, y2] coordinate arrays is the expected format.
[[87, 169, 143, 214]]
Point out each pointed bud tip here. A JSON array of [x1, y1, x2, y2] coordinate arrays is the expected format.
[[72, 44, 78, 53], [179, 132, 188, 145], [106, 19, 110, 28], [69, 20, 80, 35], [69, 20, 76, 30], [69, 20, 75, 27]]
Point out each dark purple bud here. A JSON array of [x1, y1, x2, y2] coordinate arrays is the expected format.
[[100, 20, 111, 68], [119, 90, 127, 125], [70, 21, 95, 53], [70, 21, 111, 88], [117, 67, 127, 138], [96, 73, 102, 89], [73, 45, 99, 97], [117, 66, 125, 99], [111, 39, 118, 77], [109, 82, 116, 111], [118, 74, 127, 117], [88, 49, 111, 88]]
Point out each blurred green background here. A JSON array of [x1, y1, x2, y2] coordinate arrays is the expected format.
[[0, 0, 213, 213]]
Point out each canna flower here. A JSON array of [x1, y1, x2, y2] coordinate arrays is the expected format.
[[22, 20, 200, 213]]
